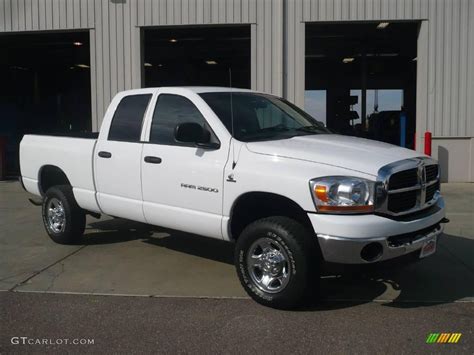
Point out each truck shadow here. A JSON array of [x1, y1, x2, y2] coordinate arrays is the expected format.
[[85, 218, 234, 264], [306, 232, 474, 310], [83, 218, 155, 244], [84, 219, 473, 310]]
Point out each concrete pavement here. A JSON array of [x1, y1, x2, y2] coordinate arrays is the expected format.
[[1, 181, 473, 353], [1, 181, 473, 303]]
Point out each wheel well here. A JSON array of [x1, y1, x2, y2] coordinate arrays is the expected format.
[[39, 165, 71, 195], [230, 192, 313, 240]]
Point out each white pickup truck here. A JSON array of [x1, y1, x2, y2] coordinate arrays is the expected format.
[[20, 87, 446, 308]]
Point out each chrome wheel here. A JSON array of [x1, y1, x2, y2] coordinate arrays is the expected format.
[[247, 237, 291, 293], [46, 198, 66, 233]]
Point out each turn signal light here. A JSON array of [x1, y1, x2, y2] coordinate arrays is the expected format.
[[314, 185, 328, 202]]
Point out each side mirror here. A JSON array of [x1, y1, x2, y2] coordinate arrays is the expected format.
[[174, 122, 220, 149]]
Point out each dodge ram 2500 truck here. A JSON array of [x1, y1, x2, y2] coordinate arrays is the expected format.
[[20, 87, 446, 308]]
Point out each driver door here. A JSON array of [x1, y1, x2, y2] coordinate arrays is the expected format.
[[141, 92, 228, 239]]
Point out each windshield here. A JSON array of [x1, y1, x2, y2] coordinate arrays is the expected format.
[[199, 92, 330, 142]]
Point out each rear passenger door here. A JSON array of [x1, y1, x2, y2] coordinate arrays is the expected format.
[[95, 92, 153, 222], [141, 92, 228, 239]]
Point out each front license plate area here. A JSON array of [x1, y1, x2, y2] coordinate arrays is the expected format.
[[419, 236, 437, 258]]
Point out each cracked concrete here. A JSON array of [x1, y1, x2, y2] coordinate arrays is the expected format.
[[0, 181, 473, 302]]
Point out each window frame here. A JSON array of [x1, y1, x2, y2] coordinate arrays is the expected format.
[[147, 93, 221, 149], [107, 93, 153, 143]]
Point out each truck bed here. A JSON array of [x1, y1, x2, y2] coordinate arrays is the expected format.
[[20, 134, 100, 213]]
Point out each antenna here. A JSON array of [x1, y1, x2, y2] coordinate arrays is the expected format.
[[229, 68, 236, 169]]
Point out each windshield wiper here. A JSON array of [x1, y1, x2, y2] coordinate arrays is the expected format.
[[261, 124, 290, 133], [295, 125, 323, 134], [244, 129, 297, 142]]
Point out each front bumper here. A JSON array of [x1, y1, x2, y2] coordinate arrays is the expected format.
[[308, 197, 446, 264]]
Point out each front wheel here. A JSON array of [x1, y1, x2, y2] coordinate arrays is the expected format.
[[42, 185, 86, 244], [234, 216, 320, 309]]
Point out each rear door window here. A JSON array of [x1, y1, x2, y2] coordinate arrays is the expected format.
[[108, 94, 152, 142]]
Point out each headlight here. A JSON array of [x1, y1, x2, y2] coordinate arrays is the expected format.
[[309, 176, 376, 214]]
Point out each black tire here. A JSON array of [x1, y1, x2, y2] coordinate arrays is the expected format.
[[234, 216, 320, 309], [42, 185, 86, 244]]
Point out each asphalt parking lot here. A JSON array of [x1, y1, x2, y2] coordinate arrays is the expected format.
[[1, 181, 473, 352]]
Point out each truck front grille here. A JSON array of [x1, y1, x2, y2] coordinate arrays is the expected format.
[[425, 165, 439, 182], [376, 158, 440, 216], [387, 189, 417, 213], [388, 168, 418, 190], [426, 181, 440, 202]]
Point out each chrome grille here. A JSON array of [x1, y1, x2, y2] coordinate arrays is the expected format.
[[388, 168, 418, 190], [376, 158, 440, 216], [425, 165, 439, 182]]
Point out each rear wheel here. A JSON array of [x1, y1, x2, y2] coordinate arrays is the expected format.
[[234, 216, 320, 309], [42, 185, 86, 244]]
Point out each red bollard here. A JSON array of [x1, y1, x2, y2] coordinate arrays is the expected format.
[[413, 132, 416, 150], [424, 131, 432, 156]]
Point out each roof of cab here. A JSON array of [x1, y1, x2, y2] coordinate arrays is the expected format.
[[161, 86, 254, 94], [119, 86, 256, 95], [116, 86, 273, 100]]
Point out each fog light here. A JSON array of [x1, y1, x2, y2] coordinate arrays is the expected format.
[[360, 242, 383, 262]]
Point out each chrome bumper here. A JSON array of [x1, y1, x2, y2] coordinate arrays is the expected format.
[[317, 223, 444, 264]]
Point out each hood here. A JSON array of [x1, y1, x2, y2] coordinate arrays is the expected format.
[[245, 134, 423, 176]]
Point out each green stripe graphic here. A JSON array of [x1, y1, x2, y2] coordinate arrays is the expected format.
[[426, 333, 440, 343]]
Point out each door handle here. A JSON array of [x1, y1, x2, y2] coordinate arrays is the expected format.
[[144, 156, 162, 164], [98, 151, 112, 158]]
